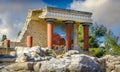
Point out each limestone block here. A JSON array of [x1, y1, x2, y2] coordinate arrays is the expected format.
[[69, 54, 101, 72], [15, 54, 27, 62], [4, 62, 34, 71], [115, 65, 120, 72], [39, 59, 66, 72], [106, 63, 114, 72], [10, 51, 16, 57], [63, 50, 79, 57], [33, 62, 42, 72]]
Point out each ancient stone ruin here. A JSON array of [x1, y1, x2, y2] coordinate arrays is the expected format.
[[9, 6, 92, 51], [1, 6, 106, 72], [1, 6, 120, 72]]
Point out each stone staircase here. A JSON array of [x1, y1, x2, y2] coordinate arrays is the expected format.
[[16, 10, 33, 42]]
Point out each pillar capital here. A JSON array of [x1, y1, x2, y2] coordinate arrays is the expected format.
[[45, 18, 56, 23], [63, 20, 75, 24], [81, 22, 92, 26]]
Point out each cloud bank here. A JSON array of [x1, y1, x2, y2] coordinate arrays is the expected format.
[[0, 0, 120, 40], [70, 0, 120, 31], [0, 0, 47, 40]]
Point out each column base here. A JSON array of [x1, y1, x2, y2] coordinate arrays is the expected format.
[[83, 49, 89, 51], [47, 47, 53, 49], [74, 44, 81, 51], [68, 48, 72, 50]]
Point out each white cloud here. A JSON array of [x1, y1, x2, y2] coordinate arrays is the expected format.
[[0, 0, 47, 40], [0, 13, 12, 40], [0, 13, 24, 40], [70, 0, 120, 30]]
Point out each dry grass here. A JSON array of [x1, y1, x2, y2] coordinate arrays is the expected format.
[[0, 49, 11, 54]]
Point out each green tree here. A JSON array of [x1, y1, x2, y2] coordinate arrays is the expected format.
[[17, 31, 21, 37], [78, 25, 84, 49], [1, 34, 7, 41], [89, 24, 107, 48], [104, 31, 120, 55], [78, 23, 107, 48]]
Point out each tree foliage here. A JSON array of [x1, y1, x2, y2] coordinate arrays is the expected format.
[[78, 24, 107, 48], [89, 48, 104, 58], [78, 25, 84, 49], [89, 24, 107, 48], [1, 34, 7, 41], [78, 23, 120, 56], [104, 31, 120, 55], [17, 31, 21, 37]]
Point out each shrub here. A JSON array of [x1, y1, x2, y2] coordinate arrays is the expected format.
[[89, 48, 104, 58]]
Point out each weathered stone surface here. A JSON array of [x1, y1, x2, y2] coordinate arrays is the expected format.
[[68, 54, 101, 72], [63, 50, 79, 57], [111, 70, 115, 72], [106, 63, 114, 72], [39, 54, 101, 72], [33, 62, 41, 72], [2, 50, 120, 72], [40, 59, 67, 72], [15, 46, 55, 62], [10, 51, 16, 57], [0, 68, 9, 72], [97, 58, 106, 72], [98, 55, 120, 72], [115, 65, 120, 72], [59, 58, 71, 67], [1, 51, 103, 72], [15, 54, 27, 62], [1, 62, 34, 72]]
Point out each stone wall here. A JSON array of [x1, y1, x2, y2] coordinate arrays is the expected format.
[[8, 10, 48, 48], [8, 9, 81, 48], [93, 55, 120, 72], [18, 19, 47, 47]]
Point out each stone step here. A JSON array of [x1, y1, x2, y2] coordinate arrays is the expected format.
[[0, 58, 16, 62]]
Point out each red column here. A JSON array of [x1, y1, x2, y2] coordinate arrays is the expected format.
[[4, 40, 10, 48], [83, 25, 89, 51], [27, 36, 32, 47], [47, 22, 54, 48], [46, 18, 56, 48], [66, 24, 72, 49]]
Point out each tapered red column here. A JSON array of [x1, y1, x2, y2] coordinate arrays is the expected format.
[[4, 40, 10, 54], [4, 40, 10, 48], [47, 22, 53, 48], [27, 36, 32, 47], [83, 24, 89, 51], [46, 18, 56, 48], [66, 24, 72, 49]]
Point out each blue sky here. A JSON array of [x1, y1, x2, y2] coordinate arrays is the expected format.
[[43, 0, 73, 8], [0, 0, 120, 41]]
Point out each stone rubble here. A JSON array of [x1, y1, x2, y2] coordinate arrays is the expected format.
[[98, 55, 120, 72], [0, 46, 102, 72], [15, 46, 54, 62], [1, 46, 120, 72]]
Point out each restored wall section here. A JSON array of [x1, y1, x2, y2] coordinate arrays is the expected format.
[[18, 19, 47, 47]]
